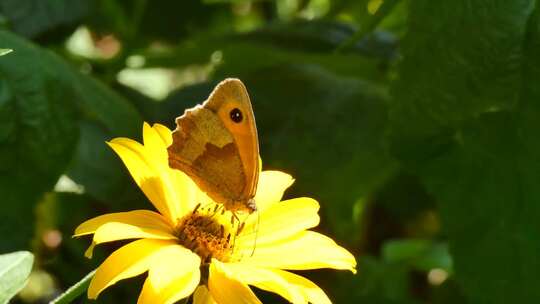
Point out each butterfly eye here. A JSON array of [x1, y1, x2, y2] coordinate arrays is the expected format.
[[229, 108, 243, 123]]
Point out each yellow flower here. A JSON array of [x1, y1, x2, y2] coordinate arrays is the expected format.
[[75, 122, 356, 304]]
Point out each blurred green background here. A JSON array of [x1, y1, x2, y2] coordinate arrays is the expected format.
[[1, 0, 540, 303]]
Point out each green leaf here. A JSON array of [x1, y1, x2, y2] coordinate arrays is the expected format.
[[389, 0, 535, 163], [144, 20, 397, 81], [0, 0, 92, 38], [0, 251, 34, 304], [244, 65, 398, 237], [66, 75, 143, 203], [239, 20, 397, 57], [389, 2, 540, 303], [418, 110, 540, 303], [336, 0, 402, 52], [0, 49, 12, 56], [87, 0, 226, 44], [0, 30, 142, 250], [382, 239, 452, 272], [0, 30, 79, 251]]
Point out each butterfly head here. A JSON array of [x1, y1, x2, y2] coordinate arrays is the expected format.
[[225, 197, 257, 214], [246, 198, 257, 213]]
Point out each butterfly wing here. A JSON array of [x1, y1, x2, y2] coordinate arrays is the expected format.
[[167, 79, 259, 212]]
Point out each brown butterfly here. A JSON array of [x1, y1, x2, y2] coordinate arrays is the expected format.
[[167, 78, 259, 213]]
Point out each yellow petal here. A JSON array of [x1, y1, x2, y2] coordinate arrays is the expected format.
[[169, 169, 201, 215], [240, 231, 357, 273], [238, 197, 320, 247], [88, 239, 176, 299], [137, 244, 201, 304], [138, 272, 199, 304], [152, 123, 173, 147], [151, 123, 206, 212], [209, 260, 262, 304], [143, 122, 169, 166], [75, 210, 173, 237], [221, 262, 305, 304], [109, 129, 195, 222], [254, 171, 294, 210], [142, 123, 195, 219], [84, 242, 96, 258], [147, 122, 201, 216], [92, 222, 176, 245], [271, 269, 331, 304], [151, 122, 202, 212], [193, 286, 217, 304], [107, 138, 173, 219]]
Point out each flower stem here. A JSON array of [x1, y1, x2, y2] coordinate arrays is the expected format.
[[50, 269, 96, 304]]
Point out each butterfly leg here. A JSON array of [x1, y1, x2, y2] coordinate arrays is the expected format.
[[236, 222, 245, 235], [230, 211, 242, 225], [192, 203, 201, 214], [208, 204, 223, 219]]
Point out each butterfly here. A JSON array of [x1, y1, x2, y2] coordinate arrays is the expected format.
[[167, 78, 259, 214]]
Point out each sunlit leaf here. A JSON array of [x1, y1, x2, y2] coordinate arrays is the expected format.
[[0, 49, 12, 56], [0, 251, 34, 304]]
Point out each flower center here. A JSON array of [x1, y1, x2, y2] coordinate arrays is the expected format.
[[175, 206, 235, 264]]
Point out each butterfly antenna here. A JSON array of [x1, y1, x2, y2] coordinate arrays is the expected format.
[[230, 212, 251, 259], [250, 210, 260, 257], [230, 211, 240, 254]]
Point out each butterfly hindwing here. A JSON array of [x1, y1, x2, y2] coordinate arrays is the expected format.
[[167, 78, 259, 212], [168, 107, 247, 204]]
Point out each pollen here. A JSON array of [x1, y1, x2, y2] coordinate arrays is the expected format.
[[175, 206, 234, 264]]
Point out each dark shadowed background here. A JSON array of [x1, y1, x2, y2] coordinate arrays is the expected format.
[[1, 0, 540, 303]]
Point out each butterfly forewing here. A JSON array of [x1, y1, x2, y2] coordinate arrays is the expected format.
[[167, 78, 259, 213]]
